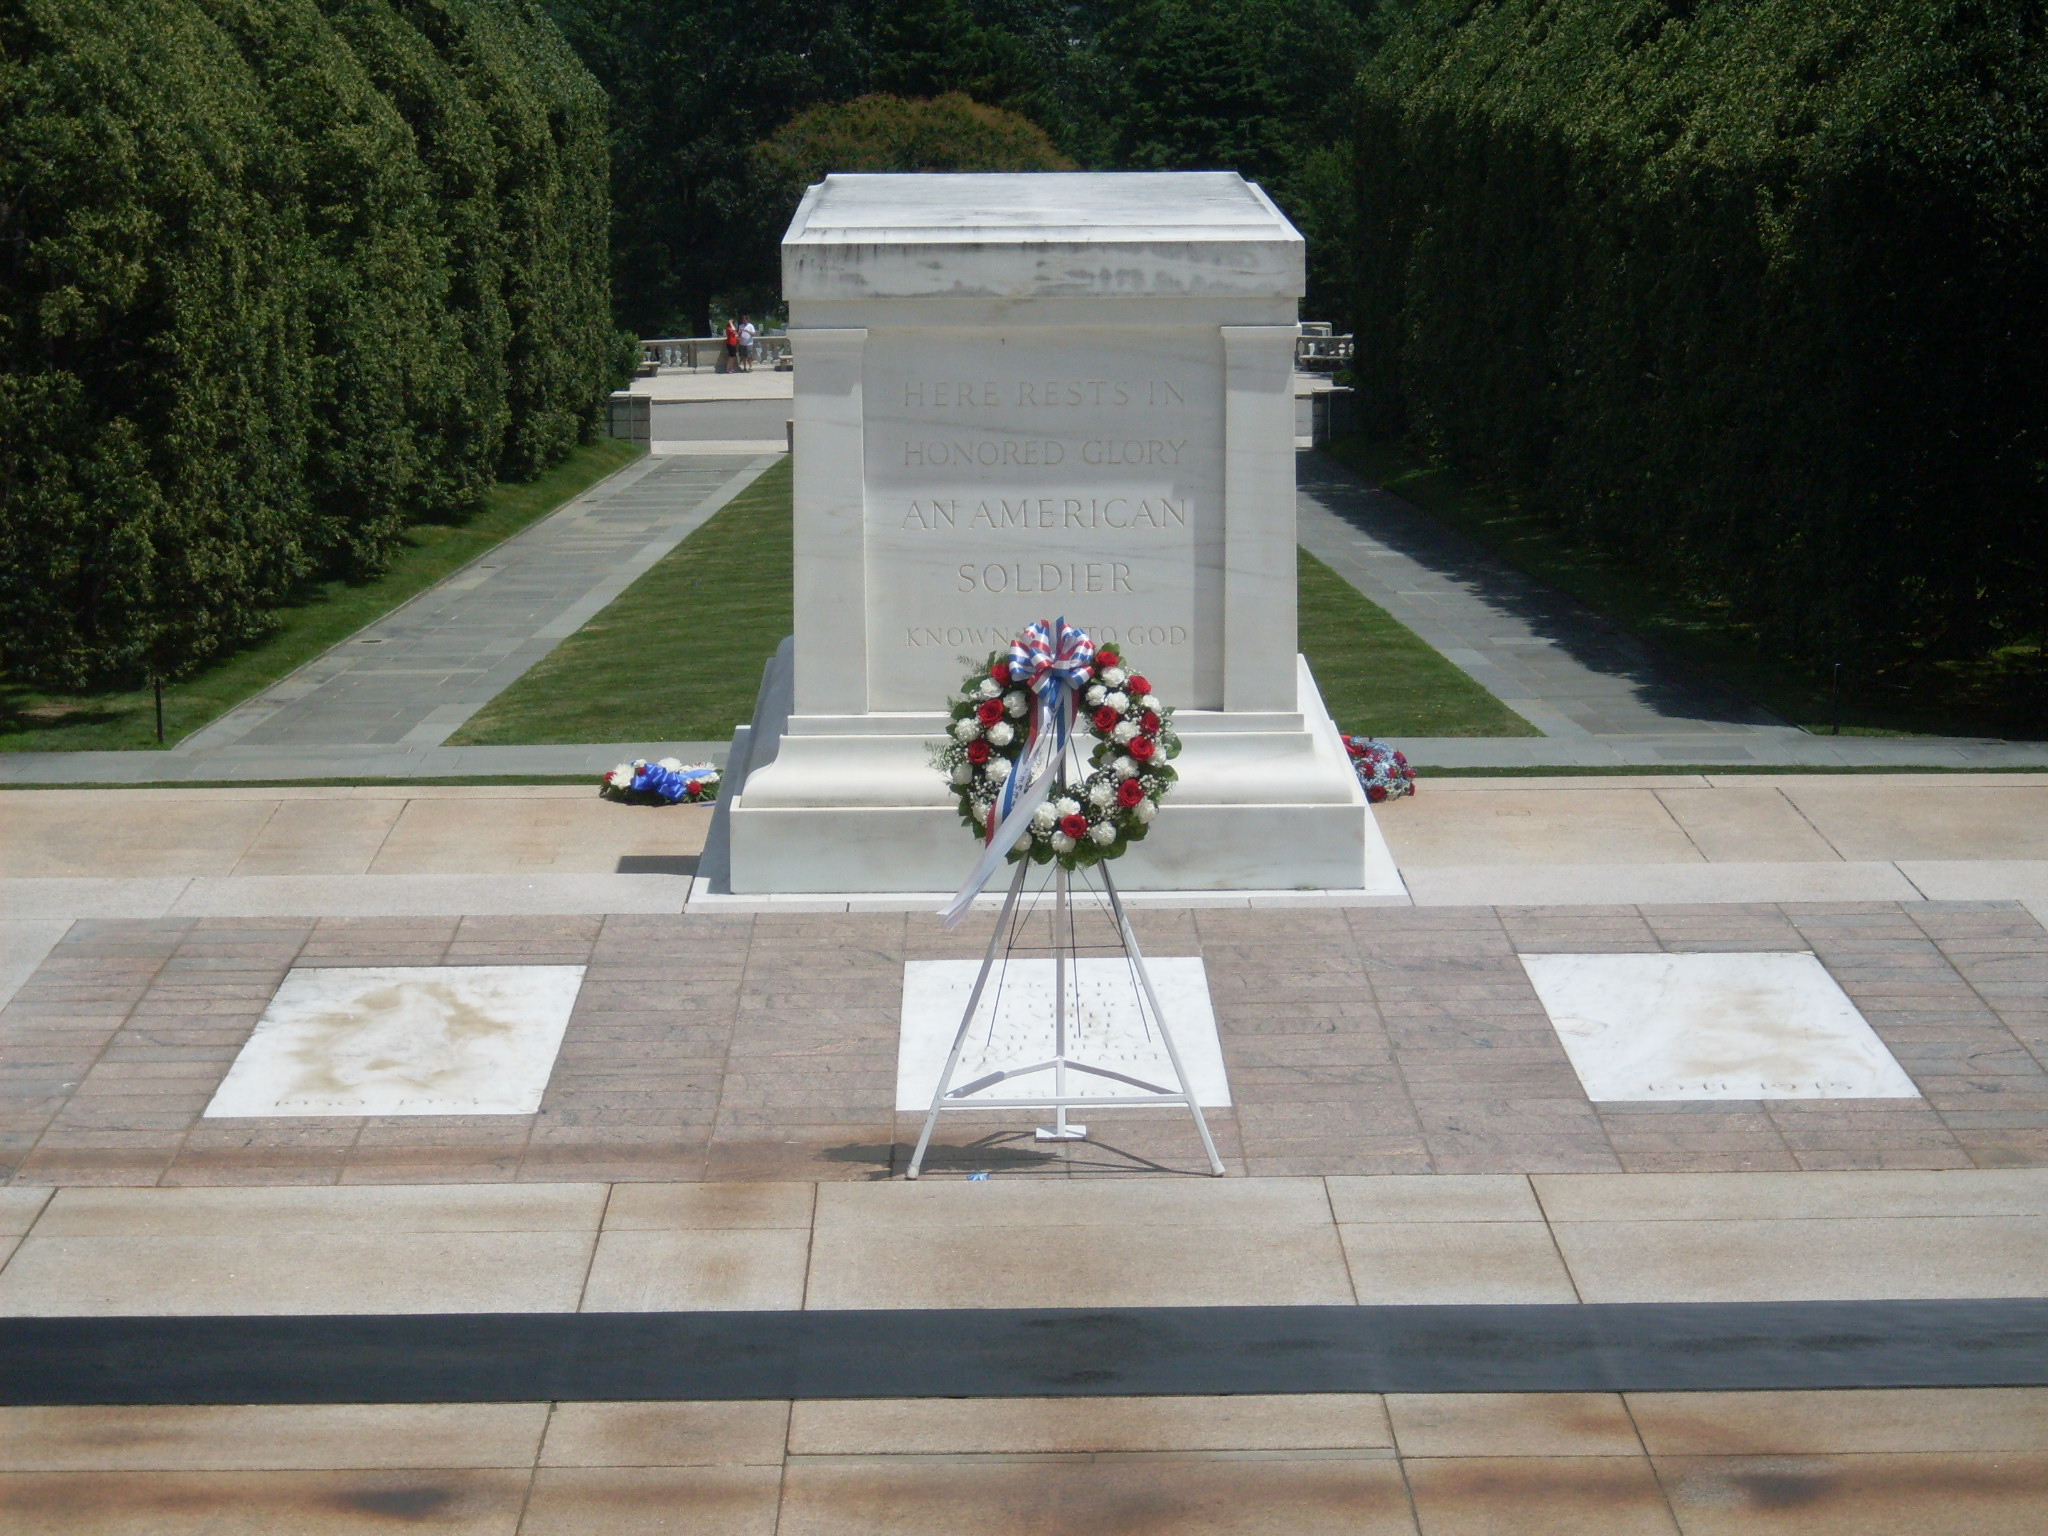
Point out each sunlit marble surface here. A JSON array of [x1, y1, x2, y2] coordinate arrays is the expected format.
[[897, 957, 1230, 1111], [206, 966, 584, 1118], [1521, 951, 1919, 1102]]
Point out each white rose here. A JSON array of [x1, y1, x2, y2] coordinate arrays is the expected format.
[[1087, 780, 1115, 807], [1005, 690, 1029, 717], [1113, 720, 1138, 743], [1088, 821, 1118, 846], [1031, 803, 1057, 831], [988, 757, 1011, 783], [978, 678, 1001, 699], [953, 718, 981, 742], [657, 756, 683, 771], [1050, 832, 1076, 854], [1013, 834, 1034, 853], [1056, 797, 1081, 817], [986, 721, 1014, 746], [1113, 755, 1138, 779], [1084, 684, 1106, 706], [1134, 798, 1157, 823], [609, 762, 634, 783], [1101, 666, 1126, 687], [1105, 691, 1128, 712], [950, 763, 973, 786], [1141, 694, 1160, 712]]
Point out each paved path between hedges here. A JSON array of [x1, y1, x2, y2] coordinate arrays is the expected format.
[[1294, 450, 1787, 739], [172, 453, 774, 756], [1295, 450, 2048, 767]]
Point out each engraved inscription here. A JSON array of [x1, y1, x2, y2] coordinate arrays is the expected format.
[[864, 329, 1224, 707], [900, 498, 1187, 532], [954, 561, 1136, 594]]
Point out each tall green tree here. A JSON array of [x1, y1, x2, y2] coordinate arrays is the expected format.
[[316, 0, 511, 514], [1, 0, 616, 689], [0, 0, 313, 686], [196, 0, 452, 576]]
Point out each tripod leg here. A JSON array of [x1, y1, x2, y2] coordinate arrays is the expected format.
[[908, 855, 1031, 1179], [1100, 863, 1226, 1176], [1038, 861, 1085, 1140]]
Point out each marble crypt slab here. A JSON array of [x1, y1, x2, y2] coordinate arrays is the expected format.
[[896, 957, 1230, 1111], [1520, 951, 1920, 1103], [204, 965, 585, 1118]]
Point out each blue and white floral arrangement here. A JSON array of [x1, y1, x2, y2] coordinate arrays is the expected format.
[[600, 757, 719, 805]]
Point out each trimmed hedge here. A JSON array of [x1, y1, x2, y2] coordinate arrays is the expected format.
[[1354, 0, 2048, 667], [0, 0, 614, 689]]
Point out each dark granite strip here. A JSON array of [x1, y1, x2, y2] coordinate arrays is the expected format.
[[6, 1301, 2047, 1405]]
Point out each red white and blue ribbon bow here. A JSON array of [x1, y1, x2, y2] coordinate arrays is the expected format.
[[940, 617, 1094, 928]]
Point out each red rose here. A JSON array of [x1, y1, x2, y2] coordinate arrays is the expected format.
[[990, 659, 1009, 683], [1092, 705, 1121, 732], [1367, 784, 1388, 803], [976, 699, 1003, 725], [1096, 647, 1120, 669], [1128, 735, 1156, 762], [1058, 813, 1088, 839], [1139, 709, 1160, 734], [1116, 777, 1146, 808], [1127, 674, 1150, 696], [966, 739, 991, 765]]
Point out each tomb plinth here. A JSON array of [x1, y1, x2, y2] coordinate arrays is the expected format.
[[718, 171, 1398, 894]]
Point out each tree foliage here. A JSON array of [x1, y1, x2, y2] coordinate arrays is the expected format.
[[543, 0, 1387, 333], [1353, 0, 2048, 669], [0, 0, 616, 688], [754, 92, 1072, 195]]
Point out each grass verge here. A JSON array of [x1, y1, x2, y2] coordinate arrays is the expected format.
[[1324, 435, 2048, 741], [452, 456, 793, 744], [1299, 548, 1537, 737], [0, 439, 647, 753], [456, 455, 1534, 744]]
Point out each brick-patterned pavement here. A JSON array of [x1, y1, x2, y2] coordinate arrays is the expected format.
[[3, 903, 2044, 1188]]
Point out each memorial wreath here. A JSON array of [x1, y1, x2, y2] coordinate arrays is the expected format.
[[600, 757, 720, 805], [933, 619, 1179, 869]]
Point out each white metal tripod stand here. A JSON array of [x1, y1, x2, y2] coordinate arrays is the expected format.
[[905, 822, 1226, 1179]]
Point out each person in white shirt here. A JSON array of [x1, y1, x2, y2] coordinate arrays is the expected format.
[[739, 317, 757, 371]]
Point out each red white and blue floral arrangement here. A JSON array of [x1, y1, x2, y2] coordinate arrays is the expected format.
[[1342, 735, 1415, 803], [933, 625, 1178, 869], [600, 757, 719, 805]]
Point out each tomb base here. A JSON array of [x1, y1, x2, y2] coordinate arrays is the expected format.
[[708, 641, 1402, 895]]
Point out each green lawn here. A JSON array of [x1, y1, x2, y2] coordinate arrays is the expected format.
[[1324, 435, 2048, 740], [455, 453, 1531, 744], [451, 455, 795, 745], [0, 439, 645, 753]]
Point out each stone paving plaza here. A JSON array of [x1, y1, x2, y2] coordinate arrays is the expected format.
[[8, 899, 2048, 1188], [3, 776, 2047, 1532]]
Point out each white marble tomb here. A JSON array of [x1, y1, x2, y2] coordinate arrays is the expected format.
[[1520, 951, 1920, 1102], [714, 172, 1397, 895]]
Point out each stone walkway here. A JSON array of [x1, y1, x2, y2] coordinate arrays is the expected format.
[[6, 1381, 2046, 1534], [5, 899, 2043, 1187]]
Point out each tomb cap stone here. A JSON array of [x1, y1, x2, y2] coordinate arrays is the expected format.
[[782, 171, 1304, 302]]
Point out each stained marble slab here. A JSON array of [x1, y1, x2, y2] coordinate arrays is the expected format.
[[897, 957, 1230, 1110], [1520, 951, 1919, 1102], [205, 965, 585, 1118]]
